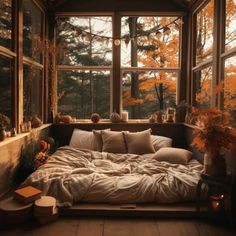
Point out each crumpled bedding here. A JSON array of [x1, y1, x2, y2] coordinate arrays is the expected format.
[[22, 146, 203, 207]]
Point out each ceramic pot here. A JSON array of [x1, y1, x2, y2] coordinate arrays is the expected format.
[[204, 152, 226, 176]]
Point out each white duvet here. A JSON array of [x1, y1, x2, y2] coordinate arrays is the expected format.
[[22, 146, 203, 207]]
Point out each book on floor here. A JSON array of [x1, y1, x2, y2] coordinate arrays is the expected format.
[[13, 186, 42, 204]]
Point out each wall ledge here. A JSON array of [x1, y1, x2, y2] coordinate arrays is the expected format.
[[0, 124, 52, 148]]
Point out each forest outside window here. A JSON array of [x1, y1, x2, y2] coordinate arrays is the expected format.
[[0, 0, 12, 49], [56, 15, 180, 120], [23, 0, 44, 122], [195, 0, 214, 65], [0, 55, 12, 125], [56, 16, 112, 119], [121, 16, 180, 119]]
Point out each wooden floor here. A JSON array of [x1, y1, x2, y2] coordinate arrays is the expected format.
[[0, 216, 235, 236]]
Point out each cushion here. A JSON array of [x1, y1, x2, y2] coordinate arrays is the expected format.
[[151, 135, 173, 151], [123, 129, 155, 155], [101, 130, 127, 154], [93, 129, 110, 151], [153, 147, 193, 164], [69, 129, 94, 150]]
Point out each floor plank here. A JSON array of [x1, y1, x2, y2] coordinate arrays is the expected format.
[[156, 219, 199, 236], [196, 219, 236, 236], [104, 219, 159, 236], [76, 217, 104, 236]]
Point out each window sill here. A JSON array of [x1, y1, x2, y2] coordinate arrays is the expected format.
[[0, 124, 51, 148]]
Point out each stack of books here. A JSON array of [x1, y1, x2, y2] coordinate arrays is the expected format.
[[34, 196, 58, 224], [13, 186, 42, 204]]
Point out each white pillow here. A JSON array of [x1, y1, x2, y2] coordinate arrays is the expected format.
[[69, 129, 94, 150], [151, 135, 173, 151], [153, 147, 193, 164]]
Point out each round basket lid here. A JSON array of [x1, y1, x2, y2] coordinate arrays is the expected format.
[[35, 196, 56, 207]]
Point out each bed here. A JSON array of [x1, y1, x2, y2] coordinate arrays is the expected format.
[[22, 129, 203, 207]]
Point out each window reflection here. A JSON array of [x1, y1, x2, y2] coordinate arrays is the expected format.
[[0, 0, 12, 49], [0, 55, 12, 121]]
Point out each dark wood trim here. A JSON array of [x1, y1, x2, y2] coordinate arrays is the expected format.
[[179, 14, 188, 103], [112, 12, 121, 114], [17, 0, 23, 131], [211, 0, 221, 107]]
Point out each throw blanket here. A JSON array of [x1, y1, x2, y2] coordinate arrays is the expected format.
[[22, 146, 203, 207]]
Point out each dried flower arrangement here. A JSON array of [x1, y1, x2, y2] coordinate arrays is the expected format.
[[0, 113, 10, 128], [191, 107, 236, 155]]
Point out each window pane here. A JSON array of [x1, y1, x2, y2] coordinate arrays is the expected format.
[[23, 65, 42, 120], [56, 17, 112, 66], [225, 0, 236, 51], [0, 55, 12, 123], [196, 0, 214, 64], [194, 66, 212, 108], [23, 0, 43, 62], [224, 56, 236, 122], [122, 71, 177, 119], [58, 70, 110, 118], [0, 0, 12, 49], [121, 16, 180, 68]]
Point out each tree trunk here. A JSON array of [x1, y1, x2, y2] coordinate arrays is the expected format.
[[128, 17, 139, 119]]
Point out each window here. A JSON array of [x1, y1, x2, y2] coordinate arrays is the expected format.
[[0, 55, 12, 119], [0, 0, 12, 49], [56, 15, 181, 119], [57, 70, 110, 118], [225, 0, 236, 51], [195, 0, 214, 65], [23, 0, 43, 62], [223, 56, 236, 121], [56, 16, 112, 118], [192, 0, 214, 109], [194, 66, 212, 108], [23, 0, 44, 121], [23, 65, 42, 120], [121, 16, 180, 118]]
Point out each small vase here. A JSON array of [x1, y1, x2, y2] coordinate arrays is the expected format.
[[0, 127, 6, 141], [204, 152, 226, 177]]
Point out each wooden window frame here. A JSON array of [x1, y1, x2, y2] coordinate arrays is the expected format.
[[54, 12, 183, 119]]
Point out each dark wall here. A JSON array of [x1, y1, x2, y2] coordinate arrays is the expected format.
[[55, 0, 186, 12], [51, 122, 186, 148]]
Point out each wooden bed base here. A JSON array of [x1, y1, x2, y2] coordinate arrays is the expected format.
[[59, 202, 207, 218]]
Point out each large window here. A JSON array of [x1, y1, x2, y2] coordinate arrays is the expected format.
[[193, 0, 214, 108], [56, 15, 181, 119], [121, 16, 180, 118], [23, 0, 44, 121], [56, 16, 112, 118]]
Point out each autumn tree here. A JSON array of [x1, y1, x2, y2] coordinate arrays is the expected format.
[[122, 16, 179, 118]]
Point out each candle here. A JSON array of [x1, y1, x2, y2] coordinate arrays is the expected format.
[[210, 195, 224, 213], [121, 111, 129, 122]]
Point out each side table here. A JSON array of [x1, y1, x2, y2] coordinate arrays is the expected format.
[[196, 173, 232, 218]]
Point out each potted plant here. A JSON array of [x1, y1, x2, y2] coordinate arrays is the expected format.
[[191, 108, 236, 176], [0, 113, 10, 141]]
